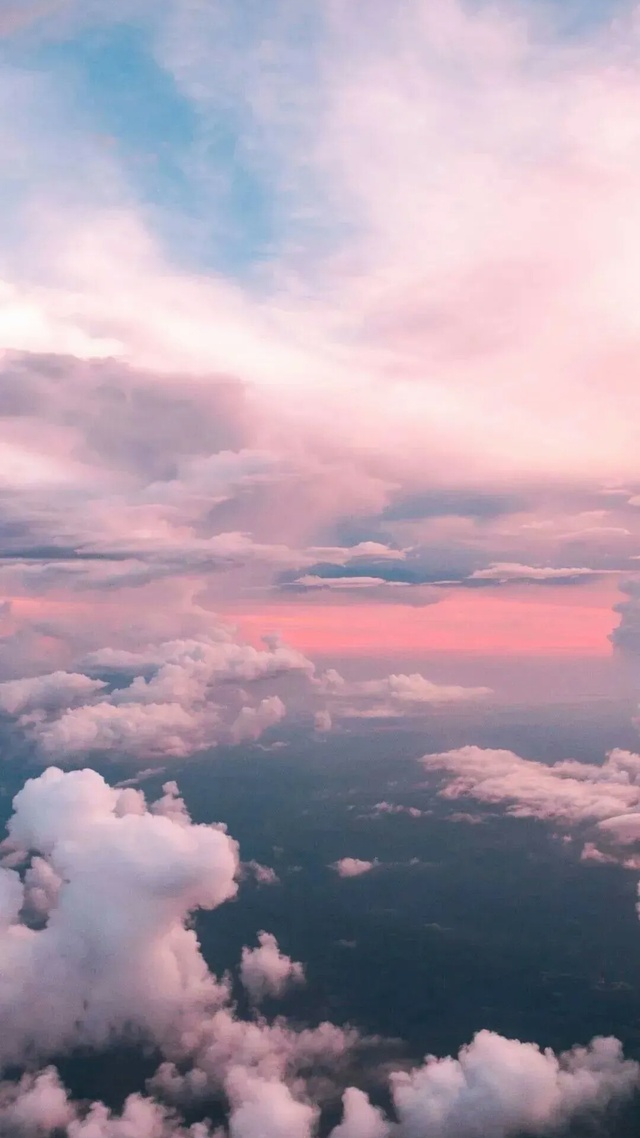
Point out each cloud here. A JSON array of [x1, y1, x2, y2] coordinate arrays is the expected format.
[[610, 578, 640, 654], [0, 670, 106, 715], [0, 766, 635, 1138], [314, 709, 332, 733], [239, 933, 305, 1004], [293, 576, 408, 591], [423, 745, 640, 865], [331, 1032, 639, 1138], [423, 745, 640, 824], [0, 633, 313, 761], [0, 1067, 75, 1135], [281, 576, 442, 607], [0, 764, 363, 1113], [370, 802, 424, 819], [467, 563, 613, 584], [227, 1071, 317, 1138], [332, 859, 375, 878], [318, 670, 491, 721], [0, 1032, 634, 1138], [243, 860, 280, 887], [0, 765, 239, 1067], [230, 697, 286, 745]]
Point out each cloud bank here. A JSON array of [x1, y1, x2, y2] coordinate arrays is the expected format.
[[0, 765, 633, 1138]]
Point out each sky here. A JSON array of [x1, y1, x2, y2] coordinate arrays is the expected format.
[[3, 1, 640, 1137]]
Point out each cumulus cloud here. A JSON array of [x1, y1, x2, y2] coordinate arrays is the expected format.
[[293, 576, 407, 591], [423, 746, 640, 825], [0, 766, 240, 1066], [422, 745, 640, 865], [0, 634, 312, 761], [0, 671, 106, 716], [242, 860, 280, 887], [467, 563, 610, 583], [610, 579, 640, 654], [317, 670, 491, 721], [2, 4, 640, 1134], [230, 697, 286, 745], [239, 933, 305, 1004], [330, 1031, 639, 1138], [0, 765, 363, 1111], [0, 1031, 634, 1138], [332, 859, 376, 878], [314, 709, 333, 733], [370, 802, 424, 819], [0, 766, 634, 1138], [227, 1070, 317, 1138]]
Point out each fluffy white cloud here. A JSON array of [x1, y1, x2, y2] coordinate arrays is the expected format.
[[468, 563, 607, 582], [0, 634, 312, 761], [240, 933, 305, 1004], [314, 709, 333, 733], [230, 697, 286, 745], [242, 861, 280, 887], [0, 1067, 76, 1137], [423, 746, 640, 824], [0, 767, 634, 1138], [0, 1031, 635, 1138], [386, 1032, 637, 1138], [227, 1071, 317, 1138], [0, 671, 107, 716], [332, 859, 375, 878], [423, 745, 640, 865], [317, 670, 490, 721], [0, 766, 239, 1067], [0, 765, 363, 1117]]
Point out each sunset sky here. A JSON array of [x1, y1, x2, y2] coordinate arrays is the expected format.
[[1, 0, 640, 706], [2, 6, 640, 1137]]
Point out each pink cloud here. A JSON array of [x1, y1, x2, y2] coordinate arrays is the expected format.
[[332, 858, 376, 878], [239, 933, 305, 1004]]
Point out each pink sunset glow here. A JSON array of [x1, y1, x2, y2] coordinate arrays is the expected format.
[[231, 583, 621, 657]]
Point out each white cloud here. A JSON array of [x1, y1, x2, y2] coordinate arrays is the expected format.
[[0, 766, 634, 1138], [0, 634, 311, 761], [318, 670, 491, 722], [385, 1032, 638, 1138], [314, 709, 333, 733], [468, 563, 608, 582], [423, 745, 640, 865], [423, 746, 640, 825], [239, 933, 305, 1004], [0, 765, 239, 1067], [0, 671, 106, 716], [227, 1070, 317, 1138], [332, 859, 375, 878]]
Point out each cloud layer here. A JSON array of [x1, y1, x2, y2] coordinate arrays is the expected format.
[[423, 744, 640, 864], [0, 765, 635, 1138]]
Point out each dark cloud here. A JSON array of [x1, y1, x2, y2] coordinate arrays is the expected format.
[[610, 579, 640, 655], [0, 351, 249, 479], [380, 490, 528, 523]]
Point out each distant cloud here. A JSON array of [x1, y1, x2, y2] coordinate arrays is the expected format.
[[0, 633, 312, 761], [332, 858, 376, 878], [467, 563, 613, 583], [610, 578, 640, 654], [423, 745, 640, 866], [318, 670, 491, 722]]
